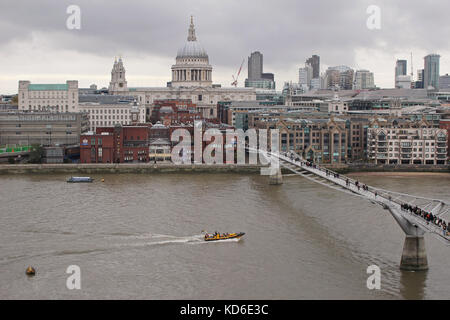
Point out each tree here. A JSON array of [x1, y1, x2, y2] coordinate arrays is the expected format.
[[11, 95, 18, 106], [28, 144, 44, 163]]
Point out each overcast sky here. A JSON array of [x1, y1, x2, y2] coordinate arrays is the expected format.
[[1, 0, 449, 94]]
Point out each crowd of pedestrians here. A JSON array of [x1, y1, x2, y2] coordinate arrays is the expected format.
[[401, 203, 449, 235], [285, 151, 449, 237]]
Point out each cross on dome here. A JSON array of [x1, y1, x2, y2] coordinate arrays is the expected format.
[[188, 15, 196, 41]]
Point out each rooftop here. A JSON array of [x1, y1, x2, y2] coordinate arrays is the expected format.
[[28, 84, 68, 91]]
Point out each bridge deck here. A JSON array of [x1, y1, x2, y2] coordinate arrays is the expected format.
[[271, 151, 450, 244]]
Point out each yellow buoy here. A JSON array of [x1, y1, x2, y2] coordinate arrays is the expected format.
[[26, 266, 36, 276]]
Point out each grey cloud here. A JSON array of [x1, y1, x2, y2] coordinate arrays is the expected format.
[[1, 0, 450, 82]]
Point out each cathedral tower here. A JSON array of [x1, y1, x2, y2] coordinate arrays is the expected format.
[[109, 57, 128, 93]]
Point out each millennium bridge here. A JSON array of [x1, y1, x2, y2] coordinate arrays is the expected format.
[[258, 149, 450, 271]]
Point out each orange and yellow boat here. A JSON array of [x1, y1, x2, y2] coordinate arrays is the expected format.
[[204, 232, 245, 242]]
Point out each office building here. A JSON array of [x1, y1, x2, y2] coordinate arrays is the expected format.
[[439, 74, 450, 91], [0, 112, 88, 146], [424, 54, 440, 90], [245, 51, 276, 90], [395, 75, 412, 89], [18, 80, 79, 113], [353, 70, 375, 90], [306, 55, 320, 79], [395, 59, 407, 87]]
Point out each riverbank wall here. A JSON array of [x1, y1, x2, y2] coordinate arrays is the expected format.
[[0, 163, 448, 175], [0, 163, 265, 175], [323, 164, 450, 174]]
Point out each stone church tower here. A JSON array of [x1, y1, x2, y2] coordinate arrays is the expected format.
[[109, 57, 128, 93]]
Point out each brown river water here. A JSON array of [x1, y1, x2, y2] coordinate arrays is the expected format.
[[0, 172, 449, 299]]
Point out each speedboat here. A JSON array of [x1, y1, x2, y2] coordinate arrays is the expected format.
[[67, 176, 94, 183], [204, 232, 245, 242]]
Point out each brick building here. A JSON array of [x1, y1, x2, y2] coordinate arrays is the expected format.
[[439, 119, 450, 160], [254, 116, 348, 164], [80, 125, 149, 163], [80, 132, 115, 163], [150, 99, 202, 125], [368, 125, 448, 165]]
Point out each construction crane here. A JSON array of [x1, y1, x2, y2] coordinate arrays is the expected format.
[[231, 58, 245, 87]]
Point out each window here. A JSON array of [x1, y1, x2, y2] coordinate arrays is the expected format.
[[91, 138, 95, 145]]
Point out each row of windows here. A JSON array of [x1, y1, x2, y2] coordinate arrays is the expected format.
[[15, 131, 72, 135], [89, 115, 128, 120], [26, 105, 75, 111], [85, 109, 130, 114], [23, 92, 76, 99], [377, 153, 439, 158]]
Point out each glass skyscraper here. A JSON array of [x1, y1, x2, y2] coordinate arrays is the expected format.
[[424, 54, 440, 90]]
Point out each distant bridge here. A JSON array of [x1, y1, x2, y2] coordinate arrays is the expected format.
[[258, 149, 450, 271]]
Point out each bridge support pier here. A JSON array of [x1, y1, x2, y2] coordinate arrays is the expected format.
[[269, 168, 283, 185], [400, 235, 428, 271], [386, 206, 428, 271]]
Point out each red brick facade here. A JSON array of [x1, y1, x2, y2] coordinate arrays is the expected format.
[[81, 126, 150, 163], [151, 99, 202, 125]]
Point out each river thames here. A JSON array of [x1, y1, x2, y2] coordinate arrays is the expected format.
[[0, 172, 449, 299]]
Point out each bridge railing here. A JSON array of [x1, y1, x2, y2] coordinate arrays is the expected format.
[[279, 151, 450, 240]]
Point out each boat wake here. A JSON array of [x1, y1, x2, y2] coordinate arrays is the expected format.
[[116, 233, 242, 249], [0, 233, 242, 265]]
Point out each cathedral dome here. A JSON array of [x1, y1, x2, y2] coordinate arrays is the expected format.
[[171, 16, 213, 88], [177, 41, 208, 59]]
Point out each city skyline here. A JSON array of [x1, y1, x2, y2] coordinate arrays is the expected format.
[[1, 0, 450, 93]]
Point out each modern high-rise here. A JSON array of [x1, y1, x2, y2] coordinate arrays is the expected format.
[[395, 75, 412, 89], [245, 51, 275, 89], [325, 66, 354, 90], [306, 55, 320, 79], [395, 60, 407, 77], [439, 74, 450, 91], [353, 70, 375, 89], [325, 68, 341, 89], [395, 59, 407, 87], [424, 54, 440, 90], [416, 69, 424, 89], [299, 64, 313, 88], [248, 51, 263, 80]]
